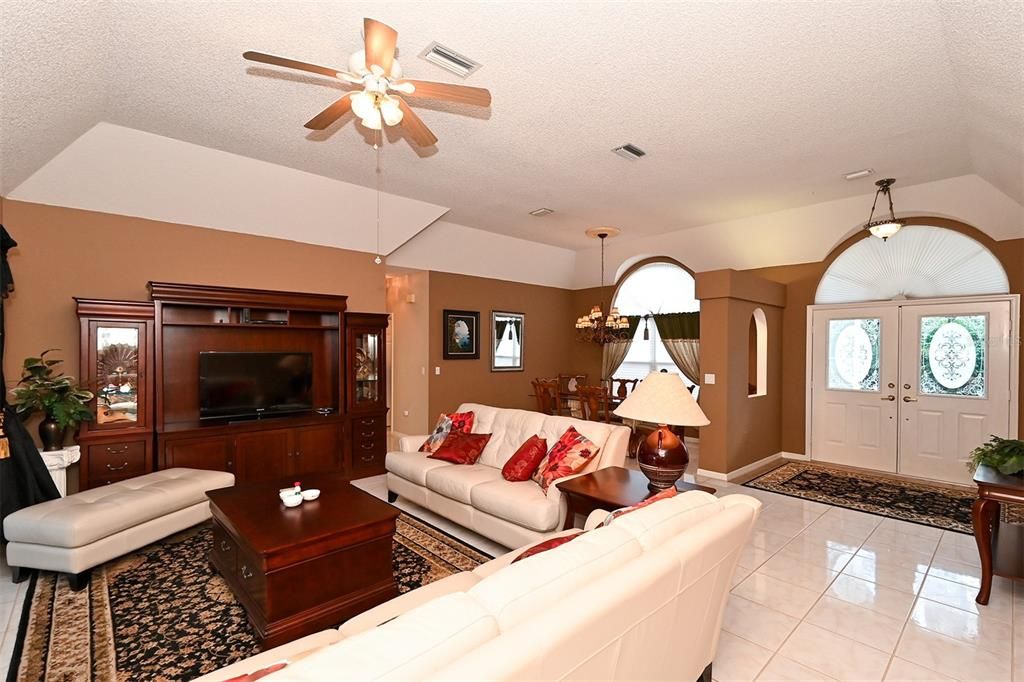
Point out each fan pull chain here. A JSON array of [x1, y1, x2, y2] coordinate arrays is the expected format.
[[374, 129, 383, 265]]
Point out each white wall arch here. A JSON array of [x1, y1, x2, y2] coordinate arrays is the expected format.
[[815, 225, 1010, 305]]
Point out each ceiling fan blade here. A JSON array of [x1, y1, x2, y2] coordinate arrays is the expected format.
[[304, 94, 354, 130], [363, 18, 398, 75], [395, 79, 491, 107], [243, 51, 340, 79], [396, 97, 438, 147]]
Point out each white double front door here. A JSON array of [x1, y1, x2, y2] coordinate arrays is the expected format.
[[809, 297, 1017, 485]]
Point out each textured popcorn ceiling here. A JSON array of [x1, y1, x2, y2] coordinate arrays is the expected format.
[[1, 0, 1021, 250]]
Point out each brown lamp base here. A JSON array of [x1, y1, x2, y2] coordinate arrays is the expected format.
[[637, 424, 688, 491]]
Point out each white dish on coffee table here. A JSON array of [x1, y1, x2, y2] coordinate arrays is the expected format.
[[302, 488, 320, 501]]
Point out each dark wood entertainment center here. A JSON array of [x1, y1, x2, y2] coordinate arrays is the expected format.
[[75, 282, 388, 490]]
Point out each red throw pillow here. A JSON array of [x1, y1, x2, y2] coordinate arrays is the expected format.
[[501, 435, 548, 482], [599, 487, 678, 527], [428, 431, 491, 465], [419, 411, 475, 453], [511, 531, 585, 563], [532, 426, 601, 491]]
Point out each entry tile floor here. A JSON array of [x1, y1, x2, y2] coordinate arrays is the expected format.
[[0, 473, 1019, 681]]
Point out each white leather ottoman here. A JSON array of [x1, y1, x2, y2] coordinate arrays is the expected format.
[[3, 467, 234, 590]]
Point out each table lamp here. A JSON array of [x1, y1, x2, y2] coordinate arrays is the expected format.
[[613, 372, 710, 491]]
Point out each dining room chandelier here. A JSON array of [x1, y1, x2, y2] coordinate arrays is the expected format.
[[864, 178, 905, 241], [575, 227, 632, 344]]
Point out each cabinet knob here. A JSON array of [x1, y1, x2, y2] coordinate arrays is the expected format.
[[220, 540, 231, 552], [240, 565, 253, 580]]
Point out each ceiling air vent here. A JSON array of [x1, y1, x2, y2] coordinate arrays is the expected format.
[[529, 208, 554, 217], [418, 42, 482, 78], [612, 143, 646, 160]]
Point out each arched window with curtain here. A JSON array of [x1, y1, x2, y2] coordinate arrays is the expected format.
[[609, 261, 700, 390]]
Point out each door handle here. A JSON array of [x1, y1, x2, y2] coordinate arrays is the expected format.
[[880, 395, 895, 402], [903, 396, 918, 402]]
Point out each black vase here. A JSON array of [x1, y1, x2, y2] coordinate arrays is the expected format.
[[38, 417, 63, 451]]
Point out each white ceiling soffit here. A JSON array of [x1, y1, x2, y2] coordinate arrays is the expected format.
[[2, 1, 1021, 250], [8, 124, 448, 256], [388, 220, 577, 290], [572, 174, 1024, 289], [815, 225, 1010, 304]]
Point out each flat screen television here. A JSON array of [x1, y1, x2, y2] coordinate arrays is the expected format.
[[199, 351, 313, 421]]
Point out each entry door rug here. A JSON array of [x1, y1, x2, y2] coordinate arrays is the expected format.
[[745, 461, 1021, 534], [8, 514, 490, 682]]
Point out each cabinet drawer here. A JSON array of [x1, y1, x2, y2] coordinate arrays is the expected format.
[[211, 522, 237, 575], [236, 545, 267, 610], [87, 440, 149, 480], [353, 415, 384, 430]]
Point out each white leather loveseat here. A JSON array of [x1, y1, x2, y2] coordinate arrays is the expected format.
[[199, 489, 761, 682], [386, 403, 631, 548]]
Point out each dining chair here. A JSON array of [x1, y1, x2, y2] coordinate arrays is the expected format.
[[577, 385, 612, 423], [531, 379, 561, 416], [610, 377, 639, 401]]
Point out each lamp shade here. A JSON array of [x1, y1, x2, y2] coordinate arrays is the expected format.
[[613, 372, 709, 427]]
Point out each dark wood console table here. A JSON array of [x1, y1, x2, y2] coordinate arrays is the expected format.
[[556, 466, 716, 530], [971, 465, 1024, 605], [207, 473, 400, 648]]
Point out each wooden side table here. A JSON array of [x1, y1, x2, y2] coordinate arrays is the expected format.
[[556, 466, 716, 531], [971, 465, 1024, 605]]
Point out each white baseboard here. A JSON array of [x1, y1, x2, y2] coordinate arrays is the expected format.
[[697, 451, 790, 482], [781, 451, 808, 461]]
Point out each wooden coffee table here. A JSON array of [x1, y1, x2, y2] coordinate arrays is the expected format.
[[556, 466, 716, 530], [207, 473, 400, 648]]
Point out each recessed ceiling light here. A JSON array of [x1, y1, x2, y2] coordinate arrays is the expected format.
[[528, 208, 554, 217], [844, 168, 874, 181], [612, 143, 646, 160], [418, 42, 482, 78]]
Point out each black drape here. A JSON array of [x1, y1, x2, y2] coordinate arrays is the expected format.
[[0, 225, 60, 539]]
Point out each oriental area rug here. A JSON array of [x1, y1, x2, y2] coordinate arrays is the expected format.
[[8, 514, 490, 682], [745, 460, 1023, 534]]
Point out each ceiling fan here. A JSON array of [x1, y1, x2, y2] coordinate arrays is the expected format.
[[243, 18, 491, 147]]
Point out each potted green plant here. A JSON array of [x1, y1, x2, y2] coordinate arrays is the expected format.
[[967, 435, 1024, 477], [9, 350, 94, 451]]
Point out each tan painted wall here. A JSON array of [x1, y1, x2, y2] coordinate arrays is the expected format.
[[386, 268, 431, 436], [749, 232, 1024, 455], [0, 200, 387, 394], [696, 270, 785, 474], [427, 272, 585, 420]]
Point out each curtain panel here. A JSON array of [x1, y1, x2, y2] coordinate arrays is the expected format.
[[601, 315, 641, 380], [654, 313, 700, 384]]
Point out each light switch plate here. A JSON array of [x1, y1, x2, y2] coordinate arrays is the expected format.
[[704, 373, 716, 385], [435, 366, 441, 375]]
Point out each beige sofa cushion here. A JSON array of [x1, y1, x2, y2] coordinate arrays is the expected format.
[[469, 479, 560, 532], [385, 451, 451, 486], [3, 468, 233, 548], [468, 524, 641, 631], [424, 465, 503, 504], [274, 592, 499, 681], [338, 571, 481, 638], [607, 490, 723, 550]]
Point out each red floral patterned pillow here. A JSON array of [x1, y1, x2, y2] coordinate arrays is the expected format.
[[428, 431, 491, 465], [511, 531, 585, 563], [599, 487, 678, 527], [533, 427, 601, 491], [501, 435, 548, 482], [419, 411, 475, 453]]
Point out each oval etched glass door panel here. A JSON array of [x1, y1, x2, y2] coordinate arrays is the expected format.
[[920, 315, 986, 397], [827, 318, 880, 391], [96, 327, 140, 424]]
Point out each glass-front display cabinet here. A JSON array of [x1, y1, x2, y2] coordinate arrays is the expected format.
[[76, 299, 156, 489], [345, 312, 389, 477]]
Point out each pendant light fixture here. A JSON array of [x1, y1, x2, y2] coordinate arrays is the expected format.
[[864, 178, 904, 241], [575, 227, 631, 344]]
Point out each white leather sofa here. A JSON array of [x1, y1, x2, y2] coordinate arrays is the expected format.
[[198, 489, 761, 682], [385, 403, 632, 548]]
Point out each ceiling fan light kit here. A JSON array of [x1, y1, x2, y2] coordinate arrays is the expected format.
[[243, 17, 491, 146]]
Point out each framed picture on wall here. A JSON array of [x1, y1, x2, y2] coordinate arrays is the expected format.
[[443, 309, 480, 359], [491, 311, 525, 372]]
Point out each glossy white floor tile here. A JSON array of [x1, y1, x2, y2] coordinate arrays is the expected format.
[[708, 484, 1021, 682]]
